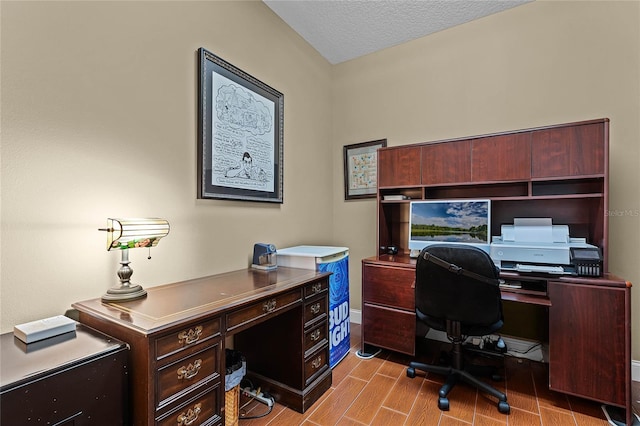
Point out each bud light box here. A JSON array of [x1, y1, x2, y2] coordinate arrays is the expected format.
[[277, 245, 350, 368]]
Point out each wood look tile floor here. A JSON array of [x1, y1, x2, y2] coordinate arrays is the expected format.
[[237, 323, 640, 426]]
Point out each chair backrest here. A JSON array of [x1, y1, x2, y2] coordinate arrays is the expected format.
[[415, 244, 502, 328]]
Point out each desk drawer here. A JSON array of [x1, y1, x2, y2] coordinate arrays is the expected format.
[[304, 346, 329, 386], [363, 303, 415, 355], [156, 345, 220, 409], [156, 385, 221, 426], [156, 318, 221, 361], [304, 322, 328, 358], [304, 297, 327, 327], [363, 264, 415, 310], [304, 279, 328, 299], [226, 289, 301, 332]]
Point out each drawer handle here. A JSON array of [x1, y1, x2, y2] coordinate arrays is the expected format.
[[263, 299, 277, 313], [311, 283, 322, 293], [310, 303, 321, 314], [177, 359, 202, 380], [178, 326, 203, 345], [177, 403, 201, 426], [310, 329, 321, 341], [311, 356, 322, 369]]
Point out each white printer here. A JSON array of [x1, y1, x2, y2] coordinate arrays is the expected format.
[[490, 218, 599, 274]]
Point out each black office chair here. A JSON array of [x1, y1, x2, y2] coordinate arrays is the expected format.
[[407, 244, 510, 414]]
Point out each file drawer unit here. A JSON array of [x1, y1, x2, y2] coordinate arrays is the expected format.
[[73, 267, 332, 425], [362, 260, 416, 355], [0, 324, 128, 425]]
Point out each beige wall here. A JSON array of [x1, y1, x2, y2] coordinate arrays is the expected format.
[[2, 1, 639, 360], [1, 1, 334, 331], [332, 0, 640, 359]]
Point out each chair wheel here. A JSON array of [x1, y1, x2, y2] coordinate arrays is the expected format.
[[498, 401, 510, 414], [407, 367, 415, 378], [438, 397, 450, 411], [491, 374, 503, 381]]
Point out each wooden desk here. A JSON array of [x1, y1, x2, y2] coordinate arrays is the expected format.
[[73, 267, 332, 426], [362, 254, 634, 425]]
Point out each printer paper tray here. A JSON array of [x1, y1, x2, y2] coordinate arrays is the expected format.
[[499, 279, 548, 298], [500, 261, 575, 275]]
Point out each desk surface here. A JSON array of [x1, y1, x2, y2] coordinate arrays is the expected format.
[[364, 254, 630, 306], [367, 254, 628, 285], [73, 267, 330, 335]]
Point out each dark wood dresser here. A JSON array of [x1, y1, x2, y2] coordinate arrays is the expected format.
[[72, 266, 332, 426], [0, 323, 129, 425]]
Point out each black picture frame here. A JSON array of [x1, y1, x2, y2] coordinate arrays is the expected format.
[[198, 48, 284, 203], [343, 139, 387, 200]]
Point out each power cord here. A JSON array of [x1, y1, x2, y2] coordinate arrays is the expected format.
[[238, 379, 275, 420], [239, 397, 273, 420], [506, 341, 542, 356]]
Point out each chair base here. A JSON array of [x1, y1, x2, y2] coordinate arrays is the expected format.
[[407, 361, 510, 414]]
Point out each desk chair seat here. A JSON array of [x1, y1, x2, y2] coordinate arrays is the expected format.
[[406, 244, 510, 414]]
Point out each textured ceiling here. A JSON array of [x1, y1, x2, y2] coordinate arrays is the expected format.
[[263, 0, 533, 64]]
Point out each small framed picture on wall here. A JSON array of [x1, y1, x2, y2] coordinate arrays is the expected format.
[[343, 139, 386, 200]]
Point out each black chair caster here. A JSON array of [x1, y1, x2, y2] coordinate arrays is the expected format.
[[438, 397, 450, 411], [498, 400, 510, 414], [406, 367, 415, 378]]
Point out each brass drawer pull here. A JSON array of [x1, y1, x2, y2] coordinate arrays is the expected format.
[[311, 283, 322, 293], [177, 403, 201, 425], [310, 329, 321, 341], [178, 326, 203, 345], [177, 359, 202, 380], [263, 299, 277, 313], [310, 303, 321, 314], [311, 356, 322, 369]]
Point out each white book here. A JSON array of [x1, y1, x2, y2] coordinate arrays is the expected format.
[[383, 195, 409, 201], [14, 315, 77, 344]]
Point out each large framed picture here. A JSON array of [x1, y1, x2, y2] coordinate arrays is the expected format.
[[198, 48, 284, 203], [343, 139, 387, 200]]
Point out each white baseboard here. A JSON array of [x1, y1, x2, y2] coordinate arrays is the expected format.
[[350, 308, 362, 325], [350, 308, 640, 381]]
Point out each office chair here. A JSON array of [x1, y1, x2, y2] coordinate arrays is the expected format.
[[407, 244, 510, 414]]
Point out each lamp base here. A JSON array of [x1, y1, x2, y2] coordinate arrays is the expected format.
[[101, 284, 147, 303]]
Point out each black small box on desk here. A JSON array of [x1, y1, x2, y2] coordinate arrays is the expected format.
[[570, 247, 603, 277]]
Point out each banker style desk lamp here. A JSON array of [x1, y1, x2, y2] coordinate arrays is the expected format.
[[99, 218, 170, 302]]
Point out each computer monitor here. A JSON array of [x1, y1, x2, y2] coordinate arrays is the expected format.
[[408, 199, 491, 253]]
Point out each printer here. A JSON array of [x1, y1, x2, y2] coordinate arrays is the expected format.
[[490, 218, 599, 274]]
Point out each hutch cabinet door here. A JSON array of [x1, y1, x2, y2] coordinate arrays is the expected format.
[[378, 146, 421, 187], [548, 281, 627, 406], [531, 122, 605, 178], [471, 133, 531, 182], [421, 140, 471, 185]]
